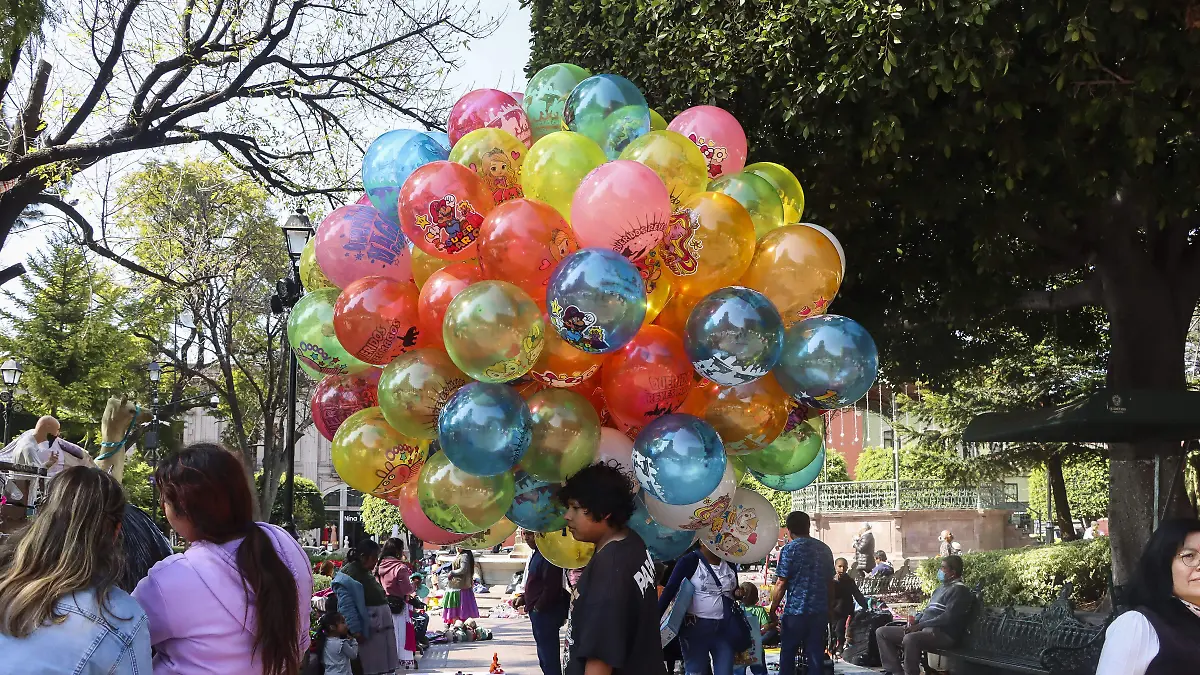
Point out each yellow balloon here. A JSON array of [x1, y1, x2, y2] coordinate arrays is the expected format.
[[709, 172, 786, 239], [619, 130, 709, 211], [521, 131, 607, 220], [299, 238, 337, 291], [740, 224, 843, 326], [744, 162, 806, 224], [659, 192, 756, 298], [650, 109, 669, 131], [331, 407, 430, 498], [458, 517, 518, 549], [700, 375, 792, 456], [536, 528, 595, 569], [448, 128, 527, 205], [377, 348, 470, 440], [443, 280, 545, 383], [413, 244, 466, 289], [641, 248, 673, 326]]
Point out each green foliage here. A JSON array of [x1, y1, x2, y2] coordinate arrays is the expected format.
[[121, 449, 156, 513], [254, 473, 326, 532], [0, 0, 51, 76], [824, 448, 849, 482], [916, 538, 1111, 607], [855, 445, 961, 482], [361, 494, 404, 537], [1028, 452, 1110, 522], [313, 574, 332, 593]]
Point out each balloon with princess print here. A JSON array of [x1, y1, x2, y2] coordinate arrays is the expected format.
[[438, 382, 532, 477], [570, 161, 672, 269], [563, 74, 649, 159], [739, 413, 824, 476], [685, 287, 784, 387], [523, 63, 592, 143], [448, 128, 526, 205], [287, 288, 372, 377], [630, 495, 698, 562], [643, 461, 736, 531], [397, 161, 496, 262], [299, 237, 337, 291], [744, 162, 805, 224], [416, 451, 515, 534], [362, 129, 448, 224], [417, 262, 484, 350], [448, 89, 532, 148], [596, 427, 638, 493], [535, 528, 594, 569], [377, 348, 470, 440], [547, 248, 647, 355], [739, 224, 842, 327], [442, 281, 545, 383], [529, 326, 604, 389], [387, 482, 469, 545], [699, 487, 778, 564], [749, 446, 825, 492], [506, 470, 567, 532], [314, 204, 413, 288], [660, 192, 756, 299], [333, 276, 421, 366], [520, 131, 607, 220], [601, 325, 693, 429], [458, 517, 518, 550], [311, 369, 380, 441], [698, 374, 791, 456], [667, 105, 748, 180], [709, 172, 786, 239], [331, 407, 429, 498], [521, 388, 600, 483], [476, 198, 579, 310], [632, 414, 726, 506], [774, 314, 878, 410]]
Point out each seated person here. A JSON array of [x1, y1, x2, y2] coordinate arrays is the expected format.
[[870, 550, 895, 577], [875, 555, 972, 675]]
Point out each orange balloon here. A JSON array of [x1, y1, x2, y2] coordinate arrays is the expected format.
[[677, 378, 720, 416], [602, 325, 694, 428], [530, 323, 605, 388], [333, 276, 421, 365], [740, 224, 842, 326], [659, 192, 756, 297], [477, 198, 580, 309], [654, 291, 701, 337], [701, 374, 791, 455], [398, 161, 495, 261], [417, 262, 484, 350]]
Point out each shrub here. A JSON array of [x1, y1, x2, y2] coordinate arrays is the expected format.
[[313, 574, 332, 593], [916, 538, 1110, 607]]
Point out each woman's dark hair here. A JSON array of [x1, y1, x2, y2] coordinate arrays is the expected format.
[[380, 537, 406, 560], [156, 443, 300, 675], [313, 612, 345, 665], [348, 538, 380, 565], [460, 548, 476, 577], [556, 463, 636, 526], [1128, 518, 1200, 623], [874, 550, 888, 561]]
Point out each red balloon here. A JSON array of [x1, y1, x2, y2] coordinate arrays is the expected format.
[[448, 89, 532, 148], [398, 161, 496, 262], [387, 481, 469, 545], [311, 370, 381, 441], [417, 262, 484, 350], [333, 276, 421, 365], [477, 199, 579, 310], [602, 325, 694, 428]]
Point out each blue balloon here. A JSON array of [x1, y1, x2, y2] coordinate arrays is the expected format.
[[749, 447, 825, 491], [548, 248, 647, 354], [774, 314, 878, 409], [506, 470, 567, 532], [564, 74, 650, 159], [629, 495, 697, 561], [632, 414, 726, 505], [685, 287, 784, 387], [423, 130, 452, 152], [438, 382, 532, 476], [362, 130, 449, 224]]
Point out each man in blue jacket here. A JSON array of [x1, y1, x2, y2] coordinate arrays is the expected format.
[[875, 554, 973, 675]]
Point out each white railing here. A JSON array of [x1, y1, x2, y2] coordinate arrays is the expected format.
[[791, 480, 1019, 513]]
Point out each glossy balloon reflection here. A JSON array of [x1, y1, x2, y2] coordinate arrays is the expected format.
[[667, 106, 748, 179], [774, 315, 878, 409], [377, 349, 470, 440], [312, 370, 380, 441], [740, 225, 842, 326], [333, 277, 421, 365], [288, 289, 372, 376], [602, 325, 693, 428], [749, 447, 824, 491], [389, 482, 468, 545], [438, 382, 532, 476], [644, 462, 737, 531], [416, 452, 515, 534], [458, 517, 518, 550], [520, 132, 607, 220], [709, 172, 786, 240], [548, 248, 647, 354], [314, 205, 413, 288], [398, 161, 495, 261], [443, 280, 545, 383], [660, 192, 756, 298], [630, 496, 698, 562], [619, 130, 710, 212], [417, 262, 484, 349], [529, 326, 605, 388], [570, 161, 672, 267], [699, 375, 791, 456], [739, 414, 824, 476], [362, 130, 449, 224], [535, 528, 594, 569], [448, 128, 526, 204], [522, 388, 600, 482], [332, 407, 429, 497], [524, 63, 592, 142], [632, 414, 726, 505], [596, 427, 638, 493], [477, 198, 579, 309], [299, 237, 337, 291], [685, 287, 784, 387], [448, 89, 531, 148], [506, 471, 568, 532], [563, 74, 649, 159], [744, 162, 805, 224]]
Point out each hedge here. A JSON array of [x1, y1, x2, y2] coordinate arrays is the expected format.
[[313, 574, 332, 593], [917, 538, 1110, 607]]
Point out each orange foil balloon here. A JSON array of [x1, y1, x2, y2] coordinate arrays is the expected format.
[[398, 161, 495, 262], [702, 374, 791, 455], [740, 224, 843, 326], [333, 276, 421, 365], [654, 291, 701, 337], [418, 262, 485, 350], [602, 325, 694, 428], [659, 192, 756, 297], [477, 198, 580, 309], [530, 323, 605, 388]]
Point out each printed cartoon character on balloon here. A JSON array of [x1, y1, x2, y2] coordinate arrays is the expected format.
[[550, 302, 610, 353], [478, 149, 523, 203], [374, 444, 425, 497], [482, 323, 545, 381], [661, 211, 702, 276], [613, 225, 668, 293], [415, 194, 485, 255], [688, 133, 729, 179], [537, 229, 577, 278]]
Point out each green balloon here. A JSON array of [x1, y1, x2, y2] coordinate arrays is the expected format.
[[709, 172, 786, 239], [650, 108, 668, 131], [287, 288, 371, 376], [416, 451, 515, 534], [524, 63, 592, 143], [740, 415, 824, 475], [521, 388, 600, 482], [730, 454, 748, 484]]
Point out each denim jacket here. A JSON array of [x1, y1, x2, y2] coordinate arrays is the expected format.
[[332, 571, 370, 639], [0, 586, 152, 674]]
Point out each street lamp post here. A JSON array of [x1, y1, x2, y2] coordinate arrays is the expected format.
[[1, 359, 24, 443]]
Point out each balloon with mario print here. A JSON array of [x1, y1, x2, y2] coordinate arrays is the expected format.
[[398, 161, 495, 262], [630, 495, 698, 562], [311, 369, 380, 441], [632, 413, 726, 506], [699, 487, 778, 564], [448, 128, 526, 205], [331, 407, 429, 498], [333, 276, 421, 366], [774, 314, 879, 409], [448, 89, 532, 148], [535, 528, 594, 569], [619, 130, 710, 212], [667, 105, 748, 180], [660, 192, 756, 299], [299, 237, 337, 292], [698, 374, 792, 456], [387, 482, 469, 545], [521, 388, 600, 483], [417, 262, 484, 350], [529, 326, 605, 389], [505, 470, 568, 532], [362, 129, 449, 224], [477, 198, 580, 310], [740, 224, 842, 327], [524, 63, 592, 143], [377, 348, 470, 440], [601, 325, 693, 429], [314, 204, 413, 288], [438, 382, 532, 477], [596, 426, 638, 493], [570, 161, 672, 271], [458, 517, 518, 550], [442, 280, 545, 383], [685, 286, 784, 387], [547, 248, 647, 355], [563, 74, 650, 159], [744, 162, 805, 224], [709, 172, 786, 240], [643, 461, 737, 532], [748, 447, 825, 492], [287, 288, 372, 377], [739, 413, 824, 476], [520, 131, 608, 221], [416, 451, 515, 534]]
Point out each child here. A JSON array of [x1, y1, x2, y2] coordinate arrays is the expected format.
[[316, 612, 359, 675], [735, 582, 769, 675]]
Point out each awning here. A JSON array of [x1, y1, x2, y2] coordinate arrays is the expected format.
[[962, 389, 1200, 444]]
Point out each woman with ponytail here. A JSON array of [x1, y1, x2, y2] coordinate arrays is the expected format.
[[132, 443, 313, 675]]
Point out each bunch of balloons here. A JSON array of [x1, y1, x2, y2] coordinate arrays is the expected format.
[[291, 64, 880, 569]]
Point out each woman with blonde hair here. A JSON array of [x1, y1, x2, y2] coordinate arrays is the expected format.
[[0, 466, 152, 672]]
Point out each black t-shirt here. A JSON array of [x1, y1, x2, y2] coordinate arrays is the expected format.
[[564, 531, 667, 675]]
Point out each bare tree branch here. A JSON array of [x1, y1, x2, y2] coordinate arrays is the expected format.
[[6, 59, 51, 159]]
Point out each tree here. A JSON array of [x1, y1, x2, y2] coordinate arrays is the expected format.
[[740, 474, 791, 523], [121, 448, 156, 513], [361, 494, 404, 538], [824, 448, 850, 483], [1028, 452, 1110, 527], [854, 446, 959, 482], [256, 473, 325, 531], [0, 0, 494, 285], [528, 0, 1200, 582]]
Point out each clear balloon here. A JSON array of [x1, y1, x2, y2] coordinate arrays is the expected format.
[[619, 131, 710, 213], [739, 414, 824, 475], [649, 109, 669, 131], [439, 382, 532, 476], [333, 276, 421, 365], [520, 132, 607, 220], [667, 105, 748, 180], [602, 325, 693, 428], [458, 517, 518, 550], [416, 451, 515, 534], [417, 262, 484, 350], [699, 487, 779, 563], [477, 198, 579, 310], [563, 74, 649, 159], [774, 314, 878, 409], [740, 224, 843, 326], [362, 130, 449, 224], [448, 89, 532, 148], [709, 172, 786, 240], [660, 192, 756, 298], [644, 462, 737, 531], [744, 162, 805, 224], [749, 446, 824, 491], [314, 205, 413, 288], [570, 161, 672, 270], [332, 407, 429, 497], [596, 427, 638, 493], [312, 370, 380, 441], [288, 288, 372, 376], [507, 470, 568, 532], [388, 482, 469, 545], [524, 63, 592, 142], [730, 454, 748, 483], [424, 130, 452, 152], [377, 348, 470, 440], [448, 128, 526, 204], [299, 237, 337, 291], [632, 414, 727, 505], [548, 248, 647, 354], [630, 495, 698, 562], [529, 326, 605, 388], [522, 388, 601, 482], [685, 287, 784, 386], [699, 375, 792, 456], [398, 161, 496, 261], [536, 528, 595, 569], [443, 280, 545, 383]]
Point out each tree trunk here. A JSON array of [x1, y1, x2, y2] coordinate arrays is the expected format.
[[1047, 454, 1078, 541]]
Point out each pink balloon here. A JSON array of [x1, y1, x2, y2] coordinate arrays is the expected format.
[[448, 89, 532, 148], [387, 483, 469, 545], [314, 205, 413, 287], [355, 193, 372, 205], [311, 370, 381, 441], [667, 105, 748, 180], [570, 160, 671, 269]]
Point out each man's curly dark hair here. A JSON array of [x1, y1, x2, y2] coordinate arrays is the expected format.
[[556, 462, 636, 527]]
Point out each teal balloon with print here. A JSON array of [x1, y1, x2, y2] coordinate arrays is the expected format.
[[629, 494, 698, 561], [739, 413, 823, 476], [287, 288, 372, 377], [505, 470, 567, 532], [524, 63, 592, 142], [749, 447, 824, 491]]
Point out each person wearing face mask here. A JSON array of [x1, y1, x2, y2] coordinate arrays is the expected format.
[[874, 555, 971, 675]]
